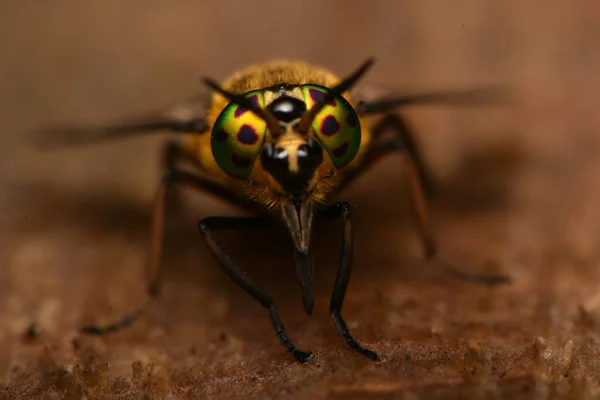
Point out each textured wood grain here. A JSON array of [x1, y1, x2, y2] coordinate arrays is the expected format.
[[1, 1, 600, 398]]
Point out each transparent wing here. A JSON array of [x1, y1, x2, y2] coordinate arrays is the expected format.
[[350, 83, 514, 115], [31, 92, 211, 149]]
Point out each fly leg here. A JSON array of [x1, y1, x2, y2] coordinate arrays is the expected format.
[[318, 202, 384, 361], [81, 140, 253, 334], [370, 113, 437, 198], [198, 217, 313, 363], [340, 114, 510, 285]]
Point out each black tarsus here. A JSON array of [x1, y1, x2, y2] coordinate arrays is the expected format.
[[81, 304, 148, 334], [439, 259, 511, 285], [198, 216, 313, 363], [318, 202, 384, 361]]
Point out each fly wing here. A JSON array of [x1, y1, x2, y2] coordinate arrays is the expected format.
[[349, 84, 390, 104], [31, 92, 211, 149], [350, 83, 514, 115]]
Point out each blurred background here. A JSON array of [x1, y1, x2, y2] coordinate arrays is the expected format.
[[1, 1, 600, 398]]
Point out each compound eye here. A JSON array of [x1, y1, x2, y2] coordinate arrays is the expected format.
[[301, 84, 361, 169], [211, 90, 267, 179]]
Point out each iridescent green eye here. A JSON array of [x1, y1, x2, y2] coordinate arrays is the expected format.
[[211, 90, 267, 179], [301, 84, 361, 169]]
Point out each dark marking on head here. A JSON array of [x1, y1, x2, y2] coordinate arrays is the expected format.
[[233, 105, 246, 118], [248, 94, 260, 108], [267, 95, 307, 123], [260, 139, 323, 201], [264, 83, 297, 92], [320, 115, 341, 137], [214, 128, 229, 143], [297, 138, 324, 174], [233, 94, 260, 118], [231, 154, 252, 170], [333, 141, 349, 159], [237, 124, 259, 145], [308, 88, 337, 107], [346, 113, 358, 128]]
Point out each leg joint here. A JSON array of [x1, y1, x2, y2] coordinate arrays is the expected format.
[[197, 219, 210, 234], [335, 201, 352, 219], [162, 140, 183, 169], [161, 168, 180, 184]]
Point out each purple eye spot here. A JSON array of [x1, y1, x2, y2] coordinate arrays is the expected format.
[[234, 106, 247, 118], [346, 113, 358, 128], [214, 128, 229, 143], [332, 141, 349, 159], [320, 115, 340, 137], [231, 154, 252, 170], [308, 88, 336, 107], [237, 124, 259, 145], [308, 88, 324, 103], [248, 94, 260, 108], [234, 94, 260, 118]]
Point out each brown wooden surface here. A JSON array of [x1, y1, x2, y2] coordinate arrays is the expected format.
[[1, 1, 600, 399]]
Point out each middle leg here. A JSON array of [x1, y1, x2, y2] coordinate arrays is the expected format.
[[81, 140, 254, 335], [339, 114, 511, 285]]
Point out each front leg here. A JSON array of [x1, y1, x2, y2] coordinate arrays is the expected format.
[[319, 202, 384, 361], [198, 216, 313, 363]]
